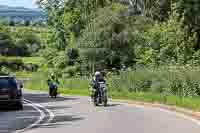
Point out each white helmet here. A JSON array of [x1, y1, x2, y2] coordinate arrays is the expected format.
[[95, 71, 101, 76]]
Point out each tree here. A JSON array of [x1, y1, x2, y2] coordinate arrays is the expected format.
[[37, 0, 114, 50], [38, 0, 67, 50], [174, 0, 200, 50], [142, 0, 172, 21], [25, 20, 31, 26], [0, 32, 16, 56], [78, 4, 140, 72], [0, 17, 9, 25], [15, 32, 41, 56], [9, 20, 15, 26]]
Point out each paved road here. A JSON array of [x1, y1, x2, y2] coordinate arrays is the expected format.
[[0, 100, 40, 133], [1, 92, 200, 133]]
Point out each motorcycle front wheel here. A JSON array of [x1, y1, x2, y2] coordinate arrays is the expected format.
[[103, 97, 108, 106], [103, 92, 108, 106]]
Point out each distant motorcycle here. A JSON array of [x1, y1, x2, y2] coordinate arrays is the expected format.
[[50, 87, 57, 98], [49, 82, 58, 98], [92, 81, 108, 106]]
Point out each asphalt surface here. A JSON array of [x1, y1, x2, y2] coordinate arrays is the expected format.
[[1, 92, 200, 133], [0, 100, 40, 133]]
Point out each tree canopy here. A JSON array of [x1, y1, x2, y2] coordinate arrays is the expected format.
[[37, 0, 200, 76]]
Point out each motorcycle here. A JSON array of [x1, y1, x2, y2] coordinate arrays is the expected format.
[[91, 81, 108, 106], [49, 83, 58, 98]]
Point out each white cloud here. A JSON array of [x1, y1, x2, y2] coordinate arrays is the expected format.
[[32, 0, 40, 8]]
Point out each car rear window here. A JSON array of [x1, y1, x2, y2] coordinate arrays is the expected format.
[[0, 78, 17, 89]]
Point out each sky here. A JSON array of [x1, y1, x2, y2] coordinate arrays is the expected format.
[[0, 0, 38, 9]]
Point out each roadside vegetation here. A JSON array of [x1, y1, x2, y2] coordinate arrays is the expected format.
[[0, 25, 44, 76], [25, 67, 200, 111], [1, 0, 200, 111]]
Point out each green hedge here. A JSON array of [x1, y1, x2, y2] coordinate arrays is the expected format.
[[0, 56, 39, 72]]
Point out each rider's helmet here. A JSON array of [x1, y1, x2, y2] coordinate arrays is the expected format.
[[51, 74, 55, 79], [95, 71, 101, 77], [94, 71, 102, 81]]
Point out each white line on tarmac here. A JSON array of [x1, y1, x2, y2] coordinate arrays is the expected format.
[[24, 90, 200, 129], [24, 99, 55, 123], [118, 102, 200, 127], [15, 100, 45, 133], [15, 99, 55, 133]]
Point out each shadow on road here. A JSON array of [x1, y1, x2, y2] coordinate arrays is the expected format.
[[0, 106, 18, 112], [105, 103, 121, 107], [0, 93, 84, 132], [40, 115, 84, 129], [0, 101, 41, 112], [24, 93, 79, 104], [94, 103, 121, 108], [23, 93, 84, 129]]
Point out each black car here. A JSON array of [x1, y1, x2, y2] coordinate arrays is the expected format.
[[0, 76, 23, 110]]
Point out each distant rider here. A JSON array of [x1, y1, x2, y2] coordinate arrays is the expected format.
[[47, 74, 59, 97]]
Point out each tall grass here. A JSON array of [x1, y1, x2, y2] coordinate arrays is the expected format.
[[109, 66, 200, 97], [25, 65, 200, 97], [25, 65, 200, 111], [25, 72, 90, 91], [25, 72, 49, 91]]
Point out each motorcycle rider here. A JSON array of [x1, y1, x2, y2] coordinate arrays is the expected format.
[[47, 74, 59, 98], [90, 71, 106, 102]]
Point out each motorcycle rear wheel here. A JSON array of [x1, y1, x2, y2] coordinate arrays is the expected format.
[[103, 99, 107, 106]]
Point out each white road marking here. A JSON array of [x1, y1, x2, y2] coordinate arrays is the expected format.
[[15, 99, 55, 133], [117, 102, 200, 127], [152, 106, 200, 126], [24, 99, 55, 123], [59, 95, 200, 127], [15, 101, 45, 133], [23, 91, 200, 130]]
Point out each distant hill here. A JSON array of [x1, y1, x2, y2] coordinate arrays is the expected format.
[[0, 5, 47, 23]]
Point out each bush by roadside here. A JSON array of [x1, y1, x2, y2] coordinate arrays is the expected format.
[[109, 65, 200, 97], [0, 56, 41, 73]]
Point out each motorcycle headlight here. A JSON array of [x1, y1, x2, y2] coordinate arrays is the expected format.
[[17, 86, 21, 91]]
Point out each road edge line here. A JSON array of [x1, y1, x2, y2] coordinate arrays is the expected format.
[[24, 89, 200, 127], [24, 99, 55, 124], [15, 100, 45, 133], [112, 100, 200, 126]]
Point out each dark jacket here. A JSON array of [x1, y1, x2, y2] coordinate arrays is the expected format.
[[91, 77, 106, 90], [47, 78, 59, 89]]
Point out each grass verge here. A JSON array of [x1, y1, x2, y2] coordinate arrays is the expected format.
[[110, 91, 200, 111], [25, 86, 200, 112]]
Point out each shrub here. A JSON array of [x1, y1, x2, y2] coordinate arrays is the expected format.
[[63, 66, 78, 78], [15, 32, 41, 56], [0, 66, 11, 75], [140, 13, 195, 66], [0, 56, 39, 72], [0, 56, 23, 70], [108, 65, 200, 97]]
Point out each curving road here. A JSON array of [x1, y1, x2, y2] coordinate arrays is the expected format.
[[0, 100, 40, 133], [1, 92, 200, 133]]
